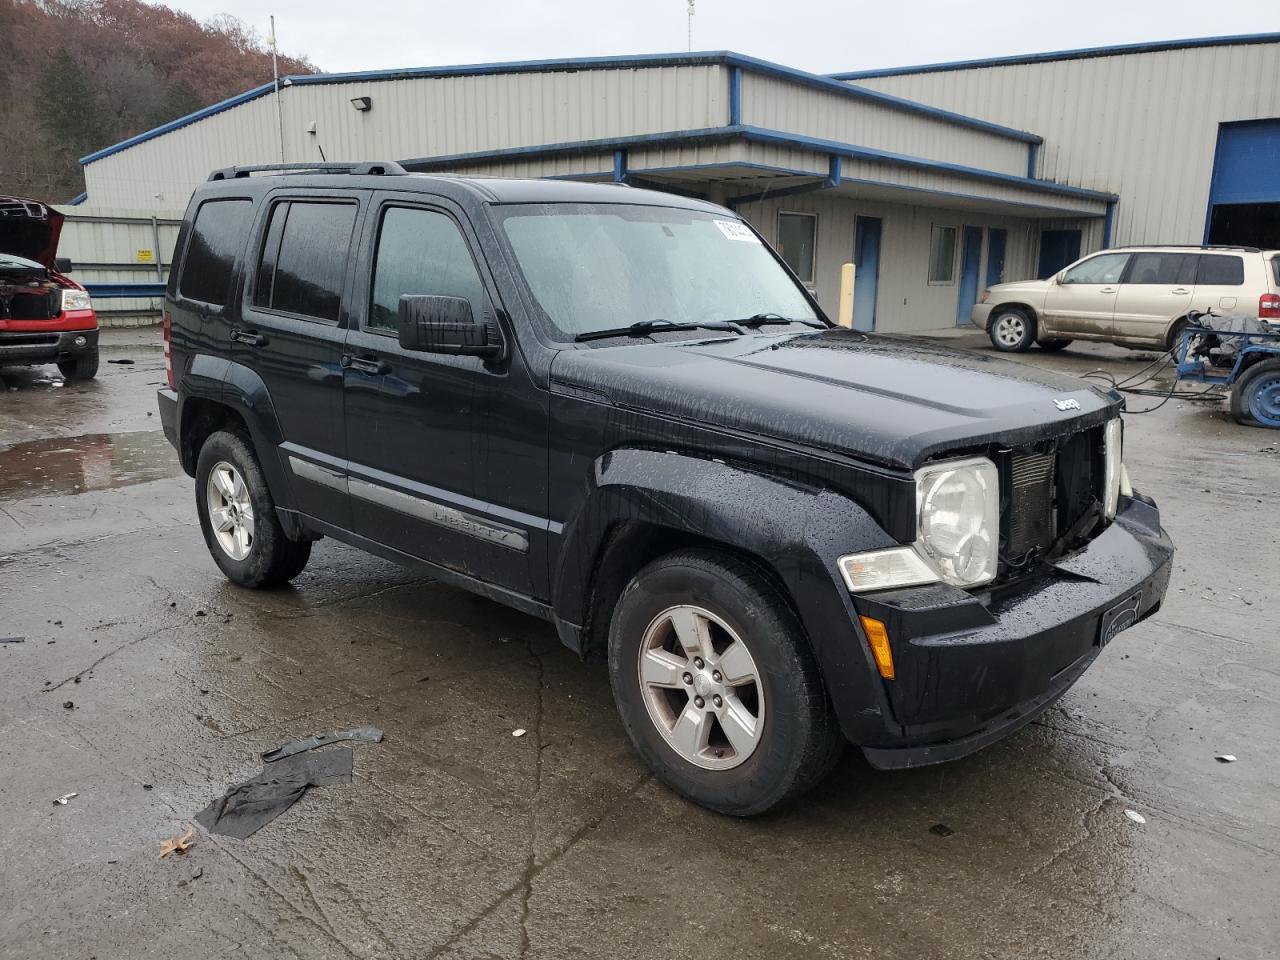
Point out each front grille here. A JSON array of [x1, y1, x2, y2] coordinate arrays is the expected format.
[[998, 425, 1105, 576]]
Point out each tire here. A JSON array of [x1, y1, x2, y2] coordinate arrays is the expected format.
[[57, 348, 98, 381], [988, 308, 1035, 352], [195, 429, 312, 587], [1037, 338, 1072, 352], [1230, 359, 1280, 428], [607, 548, 843, 816], [1166, 318, 1191, 353]]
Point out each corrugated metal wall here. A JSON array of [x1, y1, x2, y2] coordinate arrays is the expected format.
[[851, 41, 1280, 245], [84, 65, 729, 211], [50, 207, 180, 321], [738, 191, 1080, 332], [742, 74, 1030, 176]]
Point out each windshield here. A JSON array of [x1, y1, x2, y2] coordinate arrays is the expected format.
[[496, 203, 821, 341]]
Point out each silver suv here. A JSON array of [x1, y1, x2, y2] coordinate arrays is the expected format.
[[973, 246, 1280, 352]]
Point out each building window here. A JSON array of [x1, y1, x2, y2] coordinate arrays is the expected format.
[[777, 212, 816, 285], [928, 225, 957, 284]]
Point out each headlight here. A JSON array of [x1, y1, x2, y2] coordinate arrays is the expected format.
[[62, 289, 92, 311], [1103, 418, 1123, 520], [914, 455, 999, 588], [837, 455, 999, 594]]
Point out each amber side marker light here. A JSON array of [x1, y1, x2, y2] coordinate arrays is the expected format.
[[858, 615, 895, 680]]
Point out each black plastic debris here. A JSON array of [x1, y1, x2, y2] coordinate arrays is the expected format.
[[0, 636, 25, 644], [107, 358, 134, 365], [195, 748, 352, 839], [260, 725, 384, 763], [928, 823, 954, 837]]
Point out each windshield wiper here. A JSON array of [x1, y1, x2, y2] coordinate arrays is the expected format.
[[734, 313, 828, 329], [573, 319, 744, 343]]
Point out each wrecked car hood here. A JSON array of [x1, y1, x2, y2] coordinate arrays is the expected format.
[[0, 197, 64, 267], [551, 328, 1119, 470]]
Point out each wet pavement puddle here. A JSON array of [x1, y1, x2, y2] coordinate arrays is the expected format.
[[0, 430, 181, 501]]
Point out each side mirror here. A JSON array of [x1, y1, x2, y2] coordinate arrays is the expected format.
[[54, 257, 73, 274], [397, 295, 503, 359]]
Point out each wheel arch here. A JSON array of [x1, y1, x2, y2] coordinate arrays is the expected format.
[[552, 449, 898, 742]]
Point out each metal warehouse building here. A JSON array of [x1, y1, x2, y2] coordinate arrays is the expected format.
[[72, 32, 1280, 333]]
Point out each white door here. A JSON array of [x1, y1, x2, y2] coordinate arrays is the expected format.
[[1042, 252, 1130, 336], [1112, 251, 1197, 346]]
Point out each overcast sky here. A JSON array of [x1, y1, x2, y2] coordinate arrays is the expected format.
[[176, 0, 1274, 76]]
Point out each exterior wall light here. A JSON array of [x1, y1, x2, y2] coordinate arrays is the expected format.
[[351, 96, 372, 112]]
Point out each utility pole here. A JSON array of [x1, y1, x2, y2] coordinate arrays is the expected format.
[[687, 0, 694, 52], [270, 15, 285, 162]]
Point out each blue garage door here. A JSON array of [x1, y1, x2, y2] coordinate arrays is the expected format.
[[1206, 119, 1280, 248]]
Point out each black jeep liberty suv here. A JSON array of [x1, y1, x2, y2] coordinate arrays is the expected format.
[[158, 163, 1174, 815]]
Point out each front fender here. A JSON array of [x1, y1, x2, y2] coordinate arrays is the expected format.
[[553, 448, 902, 742]]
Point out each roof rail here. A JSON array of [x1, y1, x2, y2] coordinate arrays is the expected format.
[[1113, 243, 1263, 253], [208, 161, 407, 181]]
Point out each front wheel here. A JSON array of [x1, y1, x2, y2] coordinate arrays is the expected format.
[[607, 549, 843, 816], [195, 430, 312, 587], [57, 348, 98, 381], [988, 309, 1035, 352], [1230, 359, 1280, 428]]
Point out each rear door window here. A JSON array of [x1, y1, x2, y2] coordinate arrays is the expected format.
[[1124, 252, 1197, 285], [178, 199, 252, 306], [1196, 254, 1245, 286], [253, 200, 358, 322]]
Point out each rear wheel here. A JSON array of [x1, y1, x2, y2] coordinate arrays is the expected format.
[[1230, 359, 1280, 428], [988, 308, 1035, 352], [57, 348, 98, 382], [1037, 338, 1072, 352], [195, 430, 311, 587], [608, 549, 843, 816]]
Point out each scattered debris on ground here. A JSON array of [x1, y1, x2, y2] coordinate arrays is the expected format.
[[0, 636, 25, 643], [106, 358, 135, 365], [196, 749, 354, 839], [62, 700, 74, 710], [1215, 754, 1237, 763], [53, 792, 77, 805], [928, 823, 954, 837], [260, 725, 384, 763], [512, 728, 527, 737], [159, 826, 196, 859], [1125, 809, 1147, 824]]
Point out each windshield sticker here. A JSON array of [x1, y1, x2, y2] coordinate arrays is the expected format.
[[714, 220, 761, 243]]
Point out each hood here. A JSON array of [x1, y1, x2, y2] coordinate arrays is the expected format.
[[0, 197, 64, 268], [989, 276, 1052, 297], [550, 328, 1118, 470]]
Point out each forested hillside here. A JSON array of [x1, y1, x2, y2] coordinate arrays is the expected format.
[[0, 0, 316, 203]]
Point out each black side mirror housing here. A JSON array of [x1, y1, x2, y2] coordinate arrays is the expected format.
[[397, 295, 503, 359], [54, 257, 73, 274]]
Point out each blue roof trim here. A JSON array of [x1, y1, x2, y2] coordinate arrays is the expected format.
[[403, 125, 1116, 203], [831, 31, 1280, 79], [66, 192, 87, 205], [81, 49, 1040, 167]]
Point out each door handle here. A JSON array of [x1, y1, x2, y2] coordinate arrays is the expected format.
[[1099, 287, 1117, 294], [341, 354, 390, 375], [230, 328, 268, 347], [1171, 288, 1191, 295]]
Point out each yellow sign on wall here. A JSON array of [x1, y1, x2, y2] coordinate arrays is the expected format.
[[136, 249, 155, 263]]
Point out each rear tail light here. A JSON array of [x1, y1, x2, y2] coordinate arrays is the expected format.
[[1259, 294, 1280, 319], [163, 310, 174, 389]]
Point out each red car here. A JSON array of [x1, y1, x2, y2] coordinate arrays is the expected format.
[[0, 197, 99, 380]]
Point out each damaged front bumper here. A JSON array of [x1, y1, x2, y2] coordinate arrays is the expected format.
[[852, 494, 1174, 769]]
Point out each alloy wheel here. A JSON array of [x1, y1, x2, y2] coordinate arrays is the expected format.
[[993, 313, 1026, 348], [206, 461, 255, 561], [636, 604, 765, 770]]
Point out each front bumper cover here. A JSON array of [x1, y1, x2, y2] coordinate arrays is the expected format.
[[850, 494, 1173, 769], [0, 328, 98, 364]]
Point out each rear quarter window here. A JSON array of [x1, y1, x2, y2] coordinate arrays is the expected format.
[[1196, 254, 1245, 286], [1272, 257, 1280, 287], [178, 199, 253, 306]]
